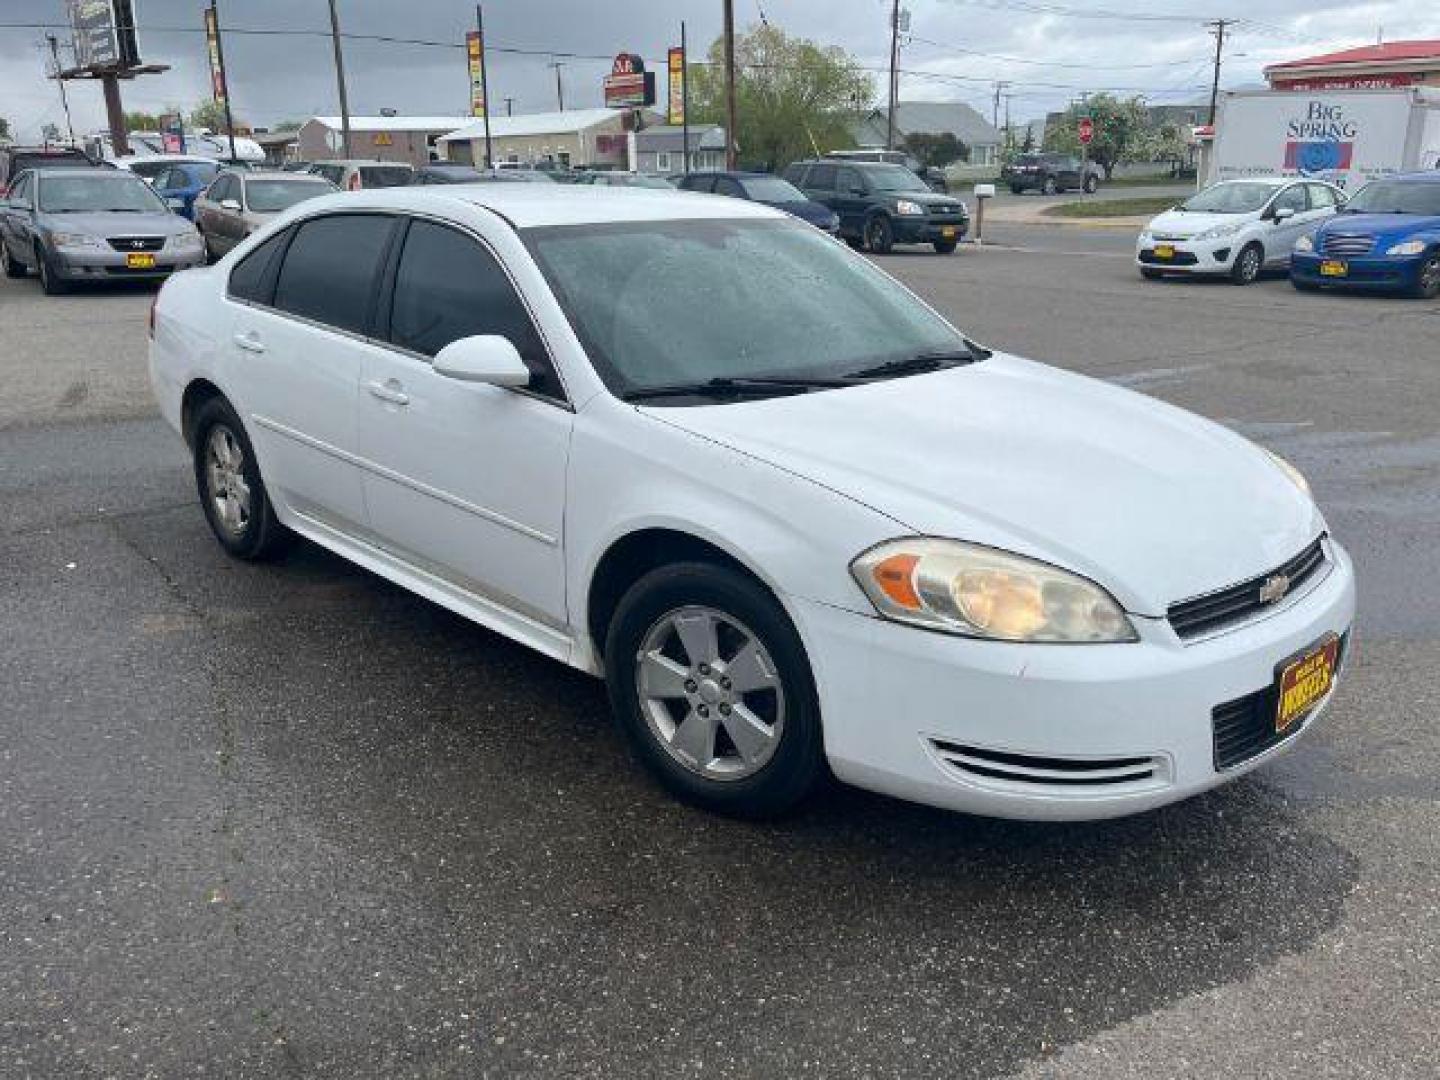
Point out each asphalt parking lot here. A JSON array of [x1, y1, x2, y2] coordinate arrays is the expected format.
[[2, 228, 1438, 1079]]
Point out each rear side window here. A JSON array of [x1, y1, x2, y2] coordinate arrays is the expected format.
[[272, 214, 394, 334], [681, 175, 715, 193], [806, 164, 837, 191], [713, 176, 743, 197], [358, 166, 412, 189], [228, 229, 290, 304], [388, 219, 562, 399], [781, 164, 806, 185], [836, 167, 864, 193]]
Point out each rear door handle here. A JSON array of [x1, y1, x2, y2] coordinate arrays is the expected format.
[[366, 379, 410, 406], [232, 331, 266, 354]]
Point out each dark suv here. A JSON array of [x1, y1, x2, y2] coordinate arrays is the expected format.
[[782, 159, 968, 254], [1001, 153, 1100, 196], [0, 146, 97, 197]]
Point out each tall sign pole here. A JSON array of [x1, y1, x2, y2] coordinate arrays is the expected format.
[[680, 23, 690, 172], [887, 0, 900, 149], [206, 2, 237, 161], [326, 0, 352, 158], [722, 0, 737, 169], [474, 5, 493, 168]]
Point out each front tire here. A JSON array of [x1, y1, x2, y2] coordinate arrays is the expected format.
[[865, 214, 895, 255], [1140, 267, 1164, 280], [933, 238, 958, 254], [36, 244, 67, 295], [604, 562, 826, 818], [1231, 243, 1264, 285], [1009, 184, 1023, 195], [1412, 252, 1440, 299], [2, 242, 26, 278], [1291, 277, 1321, 293], [192, 397, 289, 560]]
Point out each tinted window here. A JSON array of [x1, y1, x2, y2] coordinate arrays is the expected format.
[[228, 229, 289, 304], [273, 214, 394, 334], [389, 220, 561, 399], [358, 166, 412, 189], [806, 164, 837, 191], [680, 175, 714, 192], [836, 167, 864, 193], [208, 174, 236, 201], [780, 164, 805, 185], [713, 176, 744, 197]]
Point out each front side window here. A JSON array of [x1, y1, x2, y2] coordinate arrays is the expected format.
[[1272, 185, 1309, 215], [1307, 184, 1337, 209], [806, 164, 838, 191], [740, 176, 805, 202], [272, 214, 394, 335], [526, 218, 965, 401], [37, 174, 167, 213], [836, 167, 865, 194], [1343, 180, 1440, 216], [865, 165, 928, 193], [388, 219, 562, 399]]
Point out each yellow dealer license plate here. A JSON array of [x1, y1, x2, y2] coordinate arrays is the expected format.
[[1275, 635, 1341, 734], [1153, 244, 1175, 260], [941, 225, 956, 239], [126, 252, 156, 269], [1319, 259, 1348, 277]]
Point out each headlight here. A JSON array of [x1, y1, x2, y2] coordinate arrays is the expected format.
[[168, 231, 204, 251], [1138, 231, 1154, 244], [1193, 221, 1242, 241], [50, 231, 104, 250], [851, 538, 1138, 643], [1294, 234, 1315, 253], [1264, 449, 1311, 497], [1386, 239, 1427, 257], [895, 199, 925, 216]]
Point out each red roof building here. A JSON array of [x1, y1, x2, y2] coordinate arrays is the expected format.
[[1265, 40, 1440, 91]]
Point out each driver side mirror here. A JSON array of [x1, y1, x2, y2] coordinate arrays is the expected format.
[[219, 198, 241, 211], [433, 335, 531, 388]]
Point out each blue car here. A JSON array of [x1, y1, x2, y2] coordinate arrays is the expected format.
[[1291, 171, 1440, 298], [149, 160, 223, 220], [678, 171, 840, 234]]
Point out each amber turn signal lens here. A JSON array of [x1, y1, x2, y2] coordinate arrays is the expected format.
[[872, 553, 922, 610]]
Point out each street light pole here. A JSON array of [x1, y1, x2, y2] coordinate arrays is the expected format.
[[210, 1, 238, 161], [887, 0, 900, 150], [722, 0, 738, 169], [326, 0, 352, 158]]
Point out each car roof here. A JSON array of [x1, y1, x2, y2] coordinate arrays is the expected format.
[[240, 169, 331, 181], [316, 159, 413, 167], [1212, 176, 1303, 187], [29, 166, 136, 179], [294, 184, 786, 228]]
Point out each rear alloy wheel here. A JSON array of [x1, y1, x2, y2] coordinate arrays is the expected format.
[[866, 215, 895, 255], [1, 243, 26, 279], [605, 562, 825, 818], [1412, 252, 1440, 299], [192, 397, 289, 560], [1230, 243, 1264, 285]]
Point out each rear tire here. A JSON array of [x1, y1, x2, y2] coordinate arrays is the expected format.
[[865, 214, 895, 255], [1412, 252, 1440, 299], [604, 562, 826, 819], [192, 397, 290, 560], [1230, 243, 1264, 285]]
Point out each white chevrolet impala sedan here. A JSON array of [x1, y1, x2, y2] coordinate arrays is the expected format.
[[148, 185, 1355, 821]]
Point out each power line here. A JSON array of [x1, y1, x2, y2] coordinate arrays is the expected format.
[[906, 35, 1210, 70], [935, 0, 1211, 24]]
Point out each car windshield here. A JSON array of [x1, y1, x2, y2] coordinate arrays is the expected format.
[[525, 218, 966, 400], [1342, 180, 1440, 216], [1180, 182, 1277, 214], [245, 178, 331, 212], [423, 167, 483, 183], [38, 174, 166, 213], [866, 164, 930, 193], [357, 166, 413, 188], [740, 175, 806, 202]]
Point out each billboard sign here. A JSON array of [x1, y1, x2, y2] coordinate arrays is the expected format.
[[667, 47, 685, 125], [604, 53, 655, 109], [68, 0, 120, 68], [203, 5, 226, 104], [466, 31, 486, 117], [1273, 73, 1419, 92]]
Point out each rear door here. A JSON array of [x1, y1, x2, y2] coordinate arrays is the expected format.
[[228, 212, 398, 531], [358, 216, 573, 633], [0, 172, 35, 261], [832, 166, 871, 235]]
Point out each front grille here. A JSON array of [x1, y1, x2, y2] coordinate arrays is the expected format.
[[930, 203, 965, 217], [929, 739, 1165, 789], [1212, 634, 1347, 770], [1168, 537, 1328, 642], [106, 235, 165, 252], [1322, 233, 1374, 257], [1140, 250, 1199, 266]]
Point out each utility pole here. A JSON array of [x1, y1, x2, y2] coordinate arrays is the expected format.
[[1206, 19, 1236, 126], [886, 0, 901, 150], [549, 61, 565, 111], [992, 80, 1009, 133], [503, 96, 514, 117], [722, 0, 738, 169], [475, 5, 492, 168], [209, 1, 238, 161], [680, 21, 691, 172], [46, 35, 77, 145], [326, 0, 352, 158]]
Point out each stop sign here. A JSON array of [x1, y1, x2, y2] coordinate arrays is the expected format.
[[1078, 117, 1094, 145]]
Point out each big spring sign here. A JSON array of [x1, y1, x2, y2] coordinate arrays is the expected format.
[[1283, 101, 1357, 175]]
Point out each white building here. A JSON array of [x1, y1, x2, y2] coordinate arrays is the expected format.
[[438, 109, 661, 170]]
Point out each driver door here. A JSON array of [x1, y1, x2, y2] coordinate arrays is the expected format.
[[1266, 184, 1311, 263]]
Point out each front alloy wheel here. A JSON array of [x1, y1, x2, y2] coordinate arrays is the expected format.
[[1231, 243, 1263, 285], [1414, 253, 1440, 299], [866, 215, 895, 254]]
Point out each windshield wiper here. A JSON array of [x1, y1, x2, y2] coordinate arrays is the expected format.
[[844, 340, 988, 381], [622, 375, 849, 402]]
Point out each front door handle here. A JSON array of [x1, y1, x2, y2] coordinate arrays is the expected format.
[[232, 331, 266, 354], [366, 379, 410, 406]]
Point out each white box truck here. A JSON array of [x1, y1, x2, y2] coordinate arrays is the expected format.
[[1208, 87, 1440, 192]]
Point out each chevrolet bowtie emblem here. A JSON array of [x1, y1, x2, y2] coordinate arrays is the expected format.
[[1259, 573, 1291, 604]]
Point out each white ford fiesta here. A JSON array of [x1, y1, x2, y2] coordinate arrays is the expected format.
[[149, 185, 1355, 821]]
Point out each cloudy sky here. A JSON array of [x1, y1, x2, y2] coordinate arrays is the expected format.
[[3, 0, 1439, 141]]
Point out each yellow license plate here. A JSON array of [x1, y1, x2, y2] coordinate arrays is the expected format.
[[940, 226, 956, 240], [1153, 244, 1175, 260], [1275, 635, 1341, 733], [126, 252, 156, 269], [1319, 260, 1347, 277]]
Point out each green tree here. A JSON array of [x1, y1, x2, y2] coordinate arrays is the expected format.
[[0, 116, 11, 141], [1044, 93, 1148, 179], [1139, 121, 1190, 176], [687, 24, 872, 172], [124, 109, 162, 131], [189, 99, 241, 133], [903, 131, 968, 168]]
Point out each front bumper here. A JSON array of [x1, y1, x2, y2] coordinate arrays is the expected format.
[[1136, 235, 1240, 274], [52, 247, 204, 281], [894, 216, 969, 244], [1290, 250, 1424, 292], [789, 539, 1355, 821]]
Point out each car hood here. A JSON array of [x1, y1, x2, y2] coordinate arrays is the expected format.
[[39, 210, 191, 237], [1318, 211, 1440, 243], [765, 199, 834, 226], [643, 354, 1323, 616], [888, 191, 965, 212], [1144, 208, 1249, 238]]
